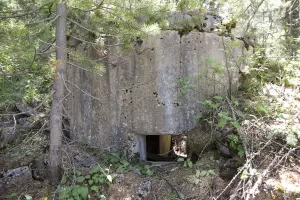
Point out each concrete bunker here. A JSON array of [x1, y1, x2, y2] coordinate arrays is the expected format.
[[66, 30, 248, 161]]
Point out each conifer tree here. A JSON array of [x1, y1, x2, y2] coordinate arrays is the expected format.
[[0, 0, 171, 182]]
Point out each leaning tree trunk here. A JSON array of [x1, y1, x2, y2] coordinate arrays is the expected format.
[[49, 3, 67, 184]]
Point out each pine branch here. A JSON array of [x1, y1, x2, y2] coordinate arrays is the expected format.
[[101, 7, 146, 33], [70, 0, 105, 12], [0, 1, 54, 20], [67, 17, 112, 37]]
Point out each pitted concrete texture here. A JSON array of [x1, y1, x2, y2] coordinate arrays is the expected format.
[[167, 12, 222, 33], [66, 31, 246, 156]]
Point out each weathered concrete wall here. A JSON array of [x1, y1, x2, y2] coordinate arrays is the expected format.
[[66, 31, 246, 156]]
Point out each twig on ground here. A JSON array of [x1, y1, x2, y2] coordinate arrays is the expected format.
[[215, 139, 273, 199], [245, 146, 294, 200]]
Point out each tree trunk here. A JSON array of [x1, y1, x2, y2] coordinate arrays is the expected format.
[[285, 0, 299, 56], [49, 3, 67, 184]]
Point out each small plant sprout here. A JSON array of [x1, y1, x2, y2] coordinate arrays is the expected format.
[[177, 157, 193, 168], [228, 134, 245, 157]]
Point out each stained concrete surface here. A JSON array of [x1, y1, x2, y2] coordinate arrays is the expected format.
[[66, 31, 246, 156]]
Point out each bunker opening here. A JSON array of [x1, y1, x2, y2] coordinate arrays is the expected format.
[[141, 135, 187, 161]]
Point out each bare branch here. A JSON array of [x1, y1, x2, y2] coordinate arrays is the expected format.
[[245, 0, 265, 32], [38, 38, 56, 54], [36, 50, 55, 55], [68, 34, 97, 45], [68, 34, 124, 47], [216, 139, 273, 200], [65, 79, 104, 103], [25, 15, 58, 26], [245, 147, 294, 200], [67, 17, 106, 36], [0, 101, 46, 116], [67, 62, 103, 76]]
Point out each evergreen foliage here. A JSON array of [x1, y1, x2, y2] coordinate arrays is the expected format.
[[0, 0, 172, 108]]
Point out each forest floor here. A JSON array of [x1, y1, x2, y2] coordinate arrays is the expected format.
[[1, 142, 299, 200], [0, 141, 231, 200], [0, 83, 300, 200]]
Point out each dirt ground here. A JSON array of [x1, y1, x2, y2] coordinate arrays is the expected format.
[[0, 147, 230, 200], [1, 143, 300, 200], [104, 151, 230, 200]]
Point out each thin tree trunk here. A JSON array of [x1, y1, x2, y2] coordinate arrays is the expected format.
[[49, 3, 67, 184], [285, 0, 299, 56]]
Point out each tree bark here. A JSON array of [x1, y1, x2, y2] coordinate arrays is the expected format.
[[285, 0, 299, 56], [49, 3, 67, 184]]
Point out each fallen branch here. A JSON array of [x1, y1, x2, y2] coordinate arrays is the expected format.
[[216, 139, 273, 200], [245, 147, 296, 200]]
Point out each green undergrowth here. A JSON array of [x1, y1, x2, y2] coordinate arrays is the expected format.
[[59, 165, 114, 200], [59, 151, 155, 200], [184, 155, 218, 185], [238, 48, 300, 147], [240, 48, 299, 93]]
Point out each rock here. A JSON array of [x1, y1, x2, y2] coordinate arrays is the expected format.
[[136, 180, 152, 200], [215, 127, 236, 157], [0, 126, 20, 147], [167, 12, 193, 30], [30, 150, 96, 182], [0, 166, 32, 187], [131, 167, 142, 176], [17, 113, 46, 131], [73, 153, 98, 169], [114, 174, 126, 184], [0, 166, 33, 194], [0, 179, 6, 194], [200, 14, 222, 32], [63, 146, 98, 172], [219, 166, 237, 180], [167, 12, 223, 33], [222, 157, 244, 168], [17, 117, 32, 129], [263, 84, 280, 97], [172, 135, 187, 157], [15, 103, 35, 116], [31, 155, 48, 181], [187, 126, 216, 158], [219, 157, 244, 180], [215, 127, 235, 141], [216, 141, 233, 158]]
